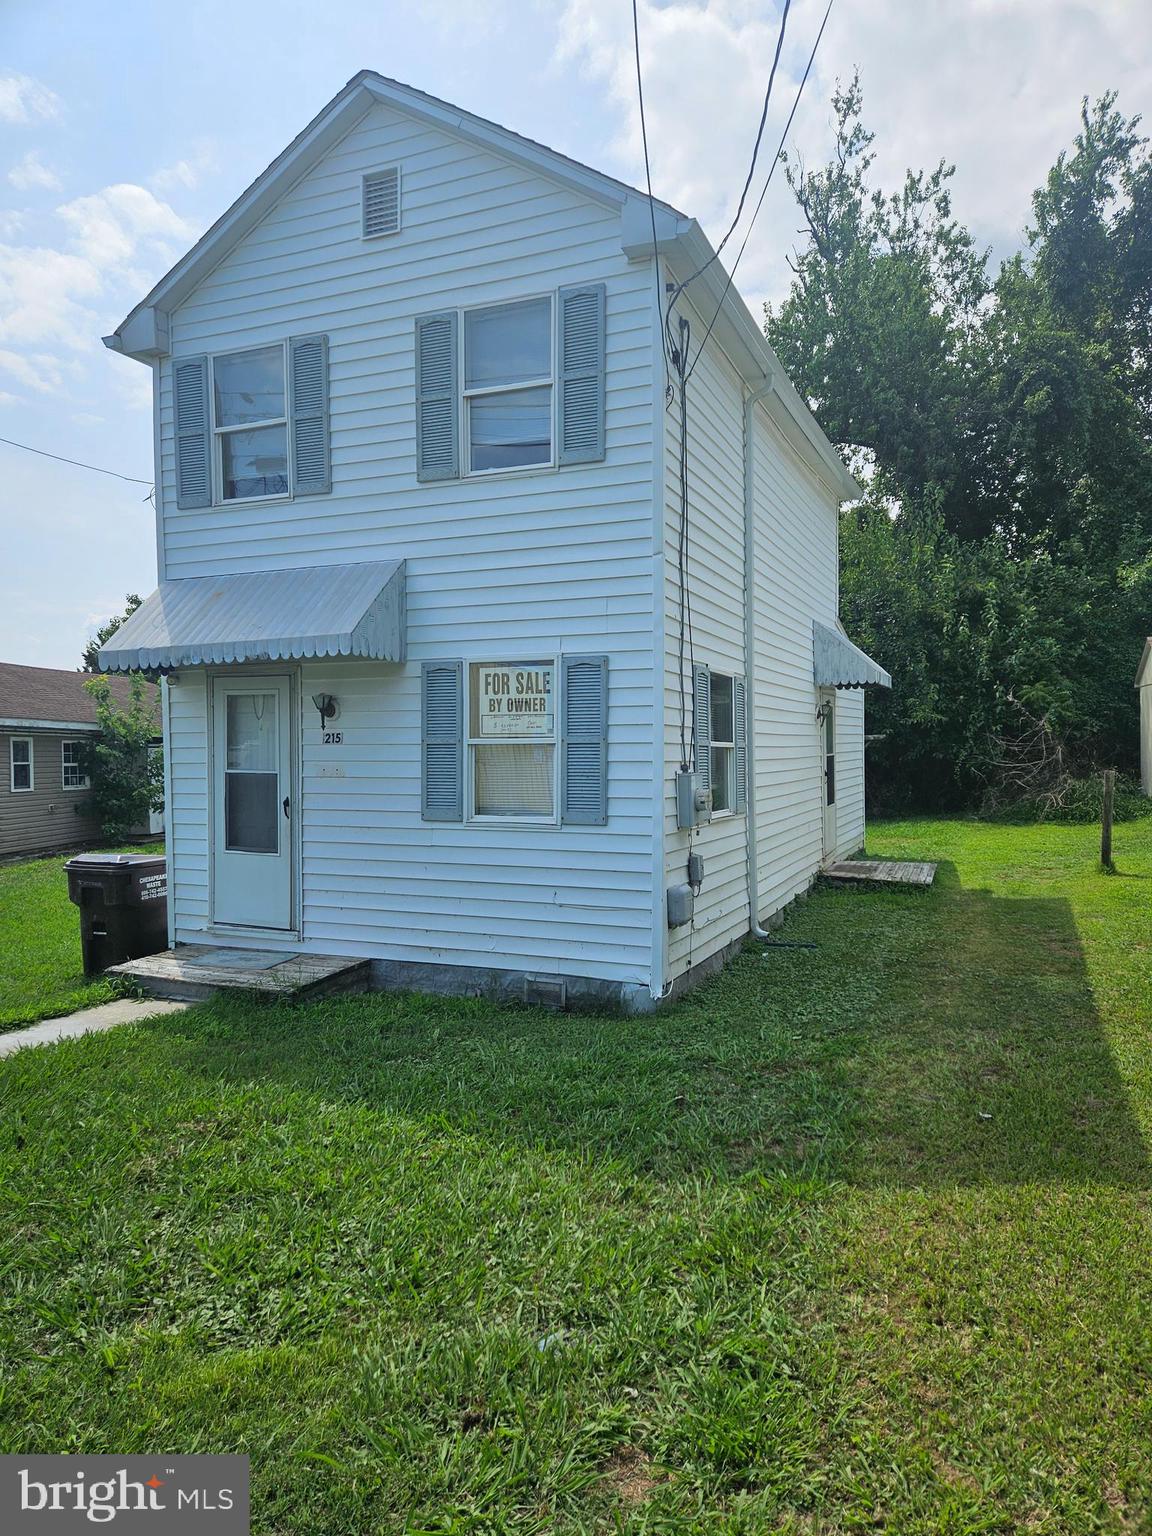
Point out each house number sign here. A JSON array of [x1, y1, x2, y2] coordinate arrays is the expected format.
[[477, 665, 554, 738], [321, 730, 343, 745]]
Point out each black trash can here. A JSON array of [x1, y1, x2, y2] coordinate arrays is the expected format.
[[65, 853, 168, 975]]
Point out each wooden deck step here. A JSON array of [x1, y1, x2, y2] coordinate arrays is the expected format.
[[823, 858, 937, 888], [108, 945, 371, 1003]]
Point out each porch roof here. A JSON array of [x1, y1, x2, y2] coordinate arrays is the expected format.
[[813, 619, 891, 689], [99, 560, 406, 673]]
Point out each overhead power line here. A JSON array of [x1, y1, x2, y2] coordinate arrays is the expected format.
[[631, 0, 672, 391], [0, 434, 153, 486], [664, 0, 792, 359], [687, 0, 837, 381]]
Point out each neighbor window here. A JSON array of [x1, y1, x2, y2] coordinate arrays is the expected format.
[[212, 344, 289, 501], [710, 673, 735, 814], [10, 737, 32, 792], [61, 739, 89, 790], [464, 298, 552, 473], [468, 660, 556, 819]]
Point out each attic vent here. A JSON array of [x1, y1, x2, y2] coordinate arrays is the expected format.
[[363, 167, 400, 238]]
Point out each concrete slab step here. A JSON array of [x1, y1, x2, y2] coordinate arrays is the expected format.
[[108, 945, 371, 1003], [823, 858, 937, 887]]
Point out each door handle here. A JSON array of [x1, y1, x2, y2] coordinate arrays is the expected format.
[[282, 796, 290, 820]]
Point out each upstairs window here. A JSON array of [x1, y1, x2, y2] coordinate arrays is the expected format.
[[62, 740, 90, 790], [212, 345, 289, 502], [10, 737, 32, 792], [464, 298, 553, 474]]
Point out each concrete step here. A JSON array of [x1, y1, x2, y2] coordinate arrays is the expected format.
[[108, 946, 372, 1004]]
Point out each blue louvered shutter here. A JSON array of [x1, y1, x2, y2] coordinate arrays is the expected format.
[[693, 663, 711, 801], [561, 654, 608, 825], [290, 334, 330, 495], [557, 283, 606, 465], [734, 675, 748, 814], [415, 311, 459, 481], [421, 660, 463, 821], [173, 355, 211, 509]]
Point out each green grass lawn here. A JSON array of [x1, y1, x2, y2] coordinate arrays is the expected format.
[[1, 818, 1151, 1533], [0, 845, 160, 1029]]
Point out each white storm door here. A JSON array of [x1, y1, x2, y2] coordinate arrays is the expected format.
[[820, 689, 837, 861], [211, 676, 293, 929]]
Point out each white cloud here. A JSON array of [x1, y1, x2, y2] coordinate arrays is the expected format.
[[558, 0, 1152, 313], [0, 184, 198, 361], [149, 141, 218, 193], [0, 245, 102, 350], [0, 73, 61, 125], [8, 150, 61, 192], [56, 183, 197, 271], [0, 347, 69, 393]]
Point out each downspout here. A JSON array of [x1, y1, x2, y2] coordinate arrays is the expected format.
[[743, 377, 774, 938]]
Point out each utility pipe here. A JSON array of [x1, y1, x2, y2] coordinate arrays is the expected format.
[[743, 376, 775, 939]]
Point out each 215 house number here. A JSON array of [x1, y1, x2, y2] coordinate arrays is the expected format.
[[322, 730, 343, 745]]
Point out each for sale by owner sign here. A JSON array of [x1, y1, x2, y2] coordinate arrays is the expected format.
[[476, 664, 554, 738]]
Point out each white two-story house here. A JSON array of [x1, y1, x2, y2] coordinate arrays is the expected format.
[[100, 70, 889, 1010]]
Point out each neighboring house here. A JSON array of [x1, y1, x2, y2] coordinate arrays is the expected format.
[[1138, 639, 1152, 795], [0, 663, 160, 859], [99, 71, 889, 1009]]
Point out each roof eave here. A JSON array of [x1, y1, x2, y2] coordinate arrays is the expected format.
[[663, 222, 861, 503], [106, 71, 680, 364]]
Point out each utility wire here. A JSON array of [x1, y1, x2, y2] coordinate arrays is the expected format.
[[631, 0, 672, 394], [0, 434, 153, 486], [663, 0, 792, 359], [686, 0, 836, 381]]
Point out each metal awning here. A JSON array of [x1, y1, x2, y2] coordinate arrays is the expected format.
[[813, 619, 891, 689], [99, 560, 406, 673]]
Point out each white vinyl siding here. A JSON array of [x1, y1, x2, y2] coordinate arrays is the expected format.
[[157, 100, 657, 990], [663, 303, 749, 980], [662, 286, 861, 984]]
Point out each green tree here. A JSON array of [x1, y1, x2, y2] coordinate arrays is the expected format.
[[81, 594, 142, 673], [80, 674, 163, 842], [768, 81, 1152, 809]]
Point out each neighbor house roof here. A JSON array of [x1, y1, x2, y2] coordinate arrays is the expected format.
[[102, 70, 860, 503], [0, 662, 158, 732], [1137, 638, 1152, 687]]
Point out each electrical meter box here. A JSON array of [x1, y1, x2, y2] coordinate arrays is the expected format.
[[675, 770, 712, 830]]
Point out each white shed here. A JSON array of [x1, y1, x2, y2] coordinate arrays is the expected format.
[[1138, 638, 1152, 795], [98, 71, 889, 1009]]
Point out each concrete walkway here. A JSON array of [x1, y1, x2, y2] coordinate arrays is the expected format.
[[0, 997, 189, 1057]]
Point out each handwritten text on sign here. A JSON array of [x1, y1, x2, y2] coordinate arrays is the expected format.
[[477, 665, 554, 737]]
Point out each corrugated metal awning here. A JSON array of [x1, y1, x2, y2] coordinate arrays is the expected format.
[[813, 619, 891, 689], [99, 560, 406, 673]]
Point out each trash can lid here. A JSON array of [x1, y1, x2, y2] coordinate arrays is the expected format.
[[64, 853, 164, 867]]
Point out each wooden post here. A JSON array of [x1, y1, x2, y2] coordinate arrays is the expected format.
[[1101, 769, 1116, 871]]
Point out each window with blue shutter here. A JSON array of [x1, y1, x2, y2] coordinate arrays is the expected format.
[[415, 311, 459, 482], [557, 283, 606, 464], [174, 355, 211, 509], [289, 334, 330, 495], [561, 654, 609, 825], [421, 661, 464, 821]]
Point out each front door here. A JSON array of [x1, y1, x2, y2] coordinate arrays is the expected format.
[[820, 689, 837, 861], [212, 675, 293, 929]]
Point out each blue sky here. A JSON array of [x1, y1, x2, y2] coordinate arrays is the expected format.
[[2, 0, 1148, 667]]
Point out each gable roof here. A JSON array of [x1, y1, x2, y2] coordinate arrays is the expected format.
[[103, 70, 859, 502], [0, 663, 158, 730], [1138, 638, 1152, 687]]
